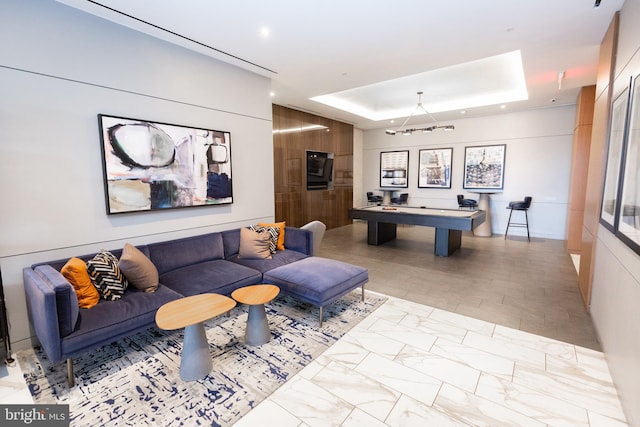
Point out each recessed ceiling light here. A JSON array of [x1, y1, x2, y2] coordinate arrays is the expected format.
[[260, 27, 270, 37], [310, 50, 528, 121], [270, 91, 275, 97], [500, 104, 507, 109]]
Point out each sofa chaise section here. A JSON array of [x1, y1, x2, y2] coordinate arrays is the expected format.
[[263, 257, 369, 326]]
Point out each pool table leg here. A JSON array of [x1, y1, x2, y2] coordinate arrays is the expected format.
[[435, 228, 462, 256], [367, 221, 397, 245]]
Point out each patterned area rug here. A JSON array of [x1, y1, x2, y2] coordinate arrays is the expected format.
[[18, 291, 386, 427]]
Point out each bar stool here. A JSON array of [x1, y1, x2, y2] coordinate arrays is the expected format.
[[505, 196, 532, 241]]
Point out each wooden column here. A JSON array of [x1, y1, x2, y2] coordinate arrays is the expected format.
[[566, 85, 595, 253]]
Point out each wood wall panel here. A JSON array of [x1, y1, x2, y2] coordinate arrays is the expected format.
[[566, 85, 595, 253], [272, 105, 354, 229]]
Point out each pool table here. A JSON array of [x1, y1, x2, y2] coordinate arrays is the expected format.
[[348, 205, 486, 256]]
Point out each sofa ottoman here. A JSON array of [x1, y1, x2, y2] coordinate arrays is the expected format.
[[263, 257, 369, 326]]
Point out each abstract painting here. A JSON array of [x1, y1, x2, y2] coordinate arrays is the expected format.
[[418, 148, 452, 188], [616, 73, 640, 254], [98, 114, 232, 214], [600, 84, 630, 231], [380, 150, 409, 188], [463, 144, 506, 190]]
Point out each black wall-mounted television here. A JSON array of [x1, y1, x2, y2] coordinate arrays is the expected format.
[[306, 150, 333, 190]]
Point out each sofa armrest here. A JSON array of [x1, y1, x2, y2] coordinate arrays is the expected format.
[[23, 268, 64, 364], [283, 227, 312, 256]]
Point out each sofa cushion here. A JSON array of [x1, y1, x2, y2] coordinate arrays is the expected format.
[[159, 259, 261, 297], [239, 227, 272, 259], [263, 257, 369, 307], [227, 249, 307, 274], [118, 243, 159, 293], [61, 257, 100, 309], [32, 246, 137, 273], [148, 232, 224, 275], [61, 285, 182, 357], [34, 265, 80, 337], [87, 250, 128, 301]]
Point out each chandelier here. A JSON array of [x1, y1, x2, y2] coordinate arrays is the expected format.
[[385, 91, 455, 135]]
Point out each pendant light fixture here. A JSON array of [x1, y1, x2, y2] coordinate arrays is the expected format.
[[385, 92, 455, 135]]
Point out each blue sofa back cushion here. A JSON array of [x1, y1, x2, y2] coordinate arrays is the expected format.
[[227, 249, 307, 273], [34, 265, 79, 338], [159, 259, 261, 297], [148, 232, 224, 275], [32, 246, 150, 272], [222, 229, 241, 258], [61, 285, 182, 358]]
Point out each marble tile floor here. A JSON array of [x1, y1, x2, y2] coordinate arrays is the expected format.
[[0, 358, 33, 404], [236, 294, 628, 427], [0, 293, 628, 426]]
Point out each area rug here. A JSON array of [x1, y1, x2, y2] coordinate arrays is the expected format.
[[18, 291, 386, 427]]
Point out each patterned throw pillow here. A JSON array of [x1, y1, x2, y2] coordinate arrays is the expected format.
[[87, 250, 128, 301], [258, 221, 286, 250], [249, 225, 279, 254]]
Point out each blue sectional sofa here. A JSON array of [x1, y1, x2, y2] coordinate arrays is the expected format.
[[23, 226, 368, 386]]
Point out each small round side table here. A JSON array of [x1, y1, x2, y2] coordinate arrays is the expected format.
[[155, 293, 236, 381], [231, 284, 280, 346]]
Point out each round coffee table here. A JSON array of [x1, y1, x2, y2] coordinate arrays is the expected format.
[[231, 284, 280, 346], [156, 293, 236, 381]]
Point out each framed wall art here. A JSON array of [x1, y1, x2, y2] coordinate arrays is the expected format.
[[98, 114, 233, 214], [380, 150, 409, 188], [600, 83, 631, 231], [616, 74, 640, 254], [463, 144, 506, 190], [418, 148, 452, 188]]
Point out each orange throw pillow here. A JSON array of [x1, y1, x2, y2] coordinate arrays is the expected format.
[[258, 221, 286, 250], [61, 257, 100, 309]]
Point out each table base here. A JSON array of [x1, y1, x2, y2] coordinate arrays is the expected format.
[[473, 193, 493, 237], [368, 221, 462, 257], [180, 322, 212, 381], [245, 304, 271, 346]]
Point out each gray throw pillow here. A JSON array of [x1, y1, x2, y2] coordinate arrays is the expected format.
[[118, 243, 159, 293], [238, 227, 272, 259]]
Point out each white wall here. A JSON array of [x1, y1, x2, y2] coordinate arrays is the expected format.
[[361, 106, 575, 239], [0, 0, 274, 350], [590, 1, 640, 425]]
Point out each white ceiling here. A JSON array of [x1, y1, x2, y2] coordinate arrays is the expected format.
[[57, 0, 624, 130]]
